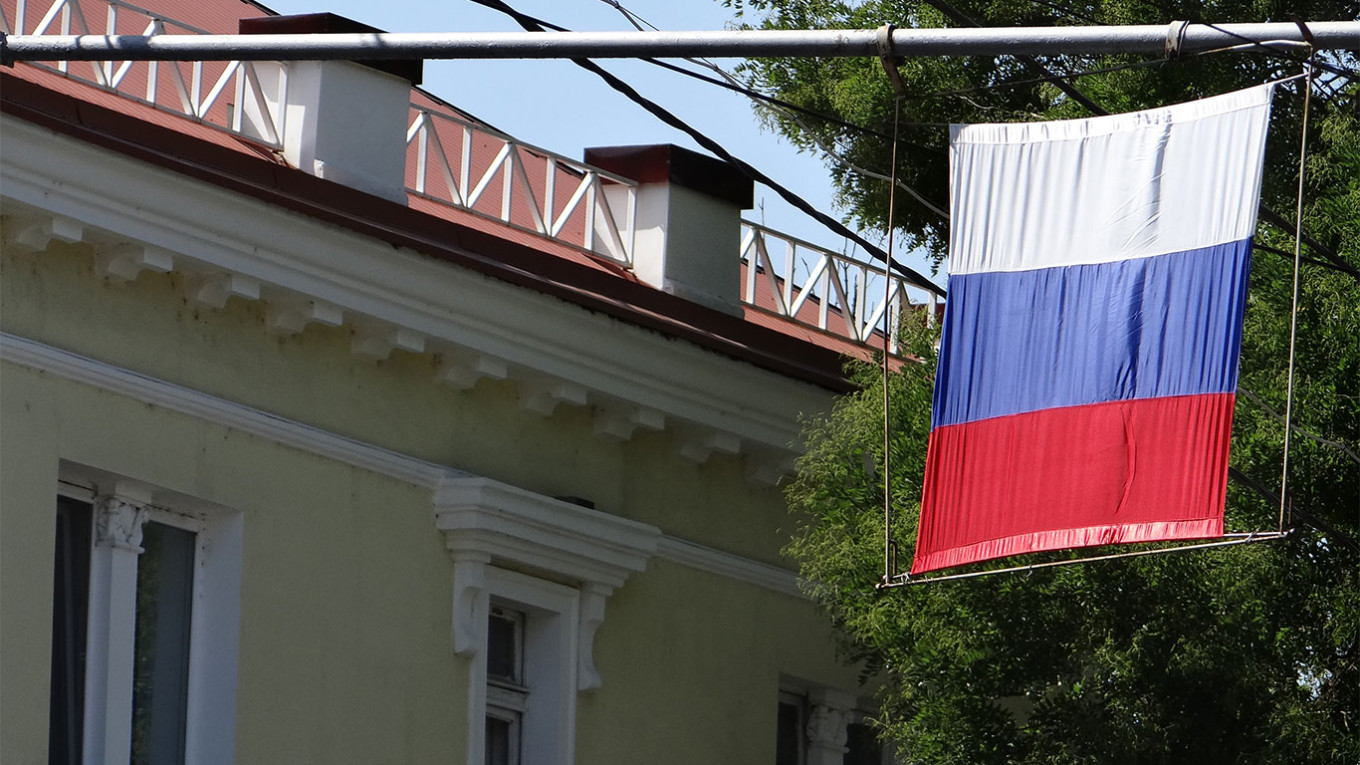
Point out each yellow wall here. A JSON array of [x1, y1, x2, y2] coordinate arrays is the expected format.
[[0, 363, 466, 763], [0, 239, 801, 566], [1, 232, 861, 763]]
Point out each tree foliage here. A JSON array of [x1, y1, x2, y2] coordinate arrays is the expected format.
[[750, 1, 1359, 761]]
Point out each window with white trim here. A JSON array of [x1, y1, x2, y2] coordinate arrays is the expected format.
[[775, 687, 890, 765], [470, 567, 579, 765], [48, 473, 242, 765], [435, 476, 660, 765]]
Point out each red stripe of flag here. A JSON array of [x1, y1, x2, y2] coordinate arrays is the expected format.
[[912, 393, 1234, 573]]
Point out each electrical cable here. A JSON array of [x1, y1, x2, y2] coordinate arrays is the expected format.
[[593, 1, 952, 219], [1017, 0, 1359, 80], [547, 0, 959, 227], [1229, 466, 1360, 556], [1195, 17, 1360, 80], [901, 54, 1172, 100], [917, 0, 1109, 114], [470, 0, 946, 296], [595, 0, 1358, 257], [1253, 241, 1359, 278], [596, 7, 1360, 270], [526, 3, 951, 135], [1239, 388, 1360, 466]]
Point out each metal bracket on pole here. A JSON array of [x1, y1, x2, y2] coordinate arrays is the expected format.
[[877, 24, 909, 99], [1290, 16, 1318, 54]]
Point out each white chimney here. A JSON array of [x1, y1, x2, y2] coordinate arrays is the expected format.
[[585, 145, 753, 316], [240, 14, 422, 204]]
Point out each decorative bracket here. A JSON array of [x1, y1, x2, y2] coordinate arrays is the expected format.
[[96, 243, 175, 282], [450, 553, 491, 657], [440, 353, 509, 391], [805, 688, 858, 765], [593, 404, 665, 442], [518, 379, 589, 417], [94, 494, 150, 553], [186, 272, 260, 309], [267, 298, 344, 336], [576, 582, 613, 691]]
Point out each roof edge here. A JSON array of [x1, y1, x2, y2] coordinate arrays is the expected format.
[[0, 72, 855, 393]]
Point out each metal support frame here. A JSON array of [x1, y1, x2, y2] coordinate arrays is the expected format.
[[3, 22, 1358, 64], [878, 530, 1294, 587]]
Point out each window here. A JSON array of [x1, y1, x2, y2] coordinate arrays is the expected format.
[[776, 692, 808, 765], [130, 519, 197, 764], [467, 568, 578, 765], [437, 476, 660, 765], [844, 717, 886, 765], [776, 688, 889, 765], [48, 473, 242, 765], [49, 496, 92, 765], [486, 606, 527, 765]]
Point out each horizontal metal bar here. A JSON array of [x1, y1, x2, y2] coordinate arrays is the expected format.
[[3, 22, 1358, 62], [877, 529, 1292, 588]]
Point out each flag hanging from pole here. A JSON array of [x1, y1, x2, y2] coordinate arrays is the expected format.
[[913, 84, 1275, 575]]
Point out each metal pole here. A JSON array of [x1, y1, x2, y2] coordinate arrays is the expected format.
[[2, 22, 1358, 63]]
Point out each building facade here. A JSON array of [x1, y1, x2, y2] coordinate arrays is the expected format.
[[1, 1, 921, 762]]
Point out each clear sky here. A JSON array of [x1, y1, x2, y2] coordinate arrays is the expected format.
[[257, 0, 945, 298]]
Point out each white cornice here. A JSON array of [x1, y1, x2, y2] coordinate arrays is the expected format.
[[0, 115, 832, 454], [655, 536, 801, 598], [434, 477, 661, 591], [433, 476, 663, 690], [1, 332, 805, 599], [0, 332, 459, 488]]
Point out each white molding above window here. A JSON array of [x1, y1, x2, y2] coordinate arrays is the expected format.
[[434, 476, 660, 691]]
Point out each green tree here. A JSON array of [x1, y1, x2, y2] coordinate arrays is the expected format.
[[750, 1, 1359, 761]]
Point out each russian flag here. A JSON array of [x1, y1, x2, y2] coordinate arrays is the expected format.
[[913, 85, 1275, 574]]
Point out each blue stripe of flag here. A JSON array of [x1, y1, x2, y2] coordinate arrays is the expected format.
[[932, 238, 1252, 429]]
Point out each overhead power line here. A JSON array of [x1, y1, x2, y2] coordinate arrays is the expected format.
[[586, 0, 951, 217], [468, 0, 946, 297]]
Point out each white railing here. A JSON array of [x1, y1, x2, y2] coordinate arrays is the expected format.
[[740, 222, 937, 355], [406, 107, 636, 266], [2, 0, 287, 148], [6, 0, 935, 347]]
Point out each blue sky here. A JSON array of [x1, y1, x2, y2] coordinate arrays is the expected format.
[[259, 0, 944, 295]]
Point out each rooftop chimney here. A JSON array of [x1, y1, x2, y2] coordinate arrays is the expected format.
[[585, 145, 753, 316], [240, 14, 423, 204]]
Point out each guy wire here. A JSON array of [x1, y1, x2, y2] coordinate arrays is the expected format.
[[1280, 58, 1315, 532], [883, 95, 904, 585]]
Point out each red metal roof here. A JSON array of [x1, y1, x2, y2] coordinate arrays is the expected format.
[[1, 0, 909, 388]]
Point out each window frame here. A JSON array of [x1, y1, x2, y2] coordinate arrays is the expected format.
[[485, 604, 528, 765], [53, 470, 242, 765], [776, 684, 893, 765], [466, 567, 579, 765]]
